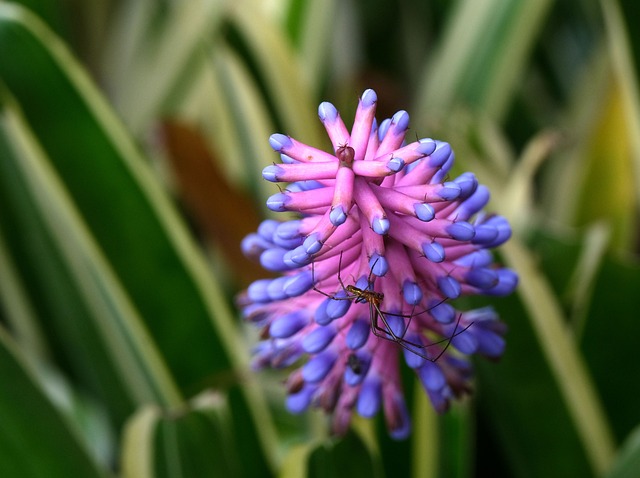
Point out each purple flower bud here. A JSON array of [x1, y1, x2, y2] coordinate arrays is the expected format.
[[422, 241, 445, 262], [414, 202, 435, 221], [269, 133, 293, 152], [302, 351, 336, 382], [263, 164, 282, 182], [318, 102, 338, 123], [437, 276, 461, 299], [418, 361, 446, 392], [286, 385, 314, 413], [282, 271, 313, 298], [302, 325, 336, 353], [270, 311, 309, 338], [484, 269, 518, 296], [346, 319, 370, 349], [402, 281, 423, 305], [357, 378, 382, 418]]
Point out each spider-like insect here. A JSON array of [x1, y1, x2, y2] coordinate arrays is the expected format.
[[311, 252, 472, 362]]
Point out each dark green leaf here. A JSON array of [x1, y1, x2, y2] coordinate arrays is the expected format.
[[0, 328, 109, 477]]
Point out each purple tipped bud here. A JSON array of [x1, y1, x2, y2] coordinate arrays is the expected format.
[[247, 279, 272, 303], [446, 221, 475, 241], [267, 277, 289, 301], [429, 141, 451, 167], [372, 216, 390, 235], [485, 269, 518, 296], [369, 253, 388, 276], [280, 153, 296, 164], [346, 319, 370, 349], [391, 110, 410, 131], [284, 245, 312, 267], [422, 241, 445, 262], [260, 248, 290, 271], [314, 300, 333, 325], [326, 293, 351, 319], [357, 379, 382, 417], [453, 172, 478, 199], [302, 351, 336, 382], [270, 311, 308, 338], [269, 133, 292, 152], [414, 203, 435, 221], [283, 271, 314, 297], [263, 164, 282, 182], [384, 313, 406, 339], [451, 329, 478, 354], [361, 89, 377, 106], [437, 276, 461, 299], [318, 102, 338, 122], [302, 326, 336, 353], [378, 118, 391, 140], [388, 156, 404, 172], [416, 138, 437, 155], [466, 267, 499, 289], [429, 301, 456, 324], [257, 219, 278, 240], [355, 276, 372, 291], [286, 386, 314, 413], [303, 234, 323, 255], [387, 394, 411, 440], [481, 216, 512, 247], [402, 337, 426, 368], [418, 361, 446, 391], [472, 224, 500, 245], [402, 281, 423, 305], [455, 249, 493, 268], [266, 192, 290, 212], [330, 205, 347, 226], [438, 182, 461, 200], [241, 233, 270, 260], [456, 185, 490, 219], [476, 330, 506, 358]]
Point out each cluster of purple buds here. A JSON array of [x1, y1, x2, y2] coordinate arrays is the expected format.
[[239, 89, 517, 439]]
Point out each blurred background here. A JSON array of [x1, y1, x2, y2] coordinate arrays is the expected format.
[[0, 0, 639, 476]]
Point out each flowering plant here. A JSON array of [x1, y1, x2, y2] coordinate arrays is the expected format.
[[240, 89, 517, 438]]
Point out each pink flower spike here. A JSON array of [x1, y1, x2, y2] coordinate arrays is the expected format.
[[377, 110, 410, 156], [318, 101, 350, 148], [353, 177, 388, 235], [240, 89, 517, 439], [350, 89, 378, 161]]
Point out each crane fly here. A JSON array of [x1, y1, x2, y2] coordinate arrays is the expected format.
[[312, 252, 473, 362]]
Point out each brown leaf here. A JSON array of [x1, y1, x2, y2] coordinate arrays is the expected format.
[[161, 120, 267, 287]]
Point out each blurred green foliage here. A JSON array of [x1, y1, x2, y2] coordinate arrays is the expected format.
[[0, 0, 639, 477]]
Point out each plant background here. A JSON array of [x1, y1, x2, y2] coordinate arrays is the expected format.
[[1, 0, 639, 477]]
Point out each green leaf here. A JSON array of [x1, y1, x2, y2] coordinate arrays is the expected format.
[[0, 1, 230, 394], [229, 1, 324, 146], [103, 0, 226, 134], [0, 95, 181, 416], [479, 234, 616, 477], [606, 424, 640, 478], [122, 391, 261, 478], [0, 5, 279, 471], [0, 327, 109, 477], [416, 0, 553, 122], [307, 431, 378, 478]]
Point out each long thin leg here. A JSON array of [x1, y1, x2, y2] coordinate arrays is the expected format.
[[371, 304, 472, 362]]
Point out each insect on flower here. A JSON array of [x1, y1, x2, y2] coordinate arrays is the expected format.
[[240, 88, 518, 438], [312, 251, 472, 362], [346, 353, 363, 375]]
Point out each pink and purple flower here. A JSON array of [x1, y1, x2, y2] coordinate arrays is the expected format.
[[239, 89, 517, 439]]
